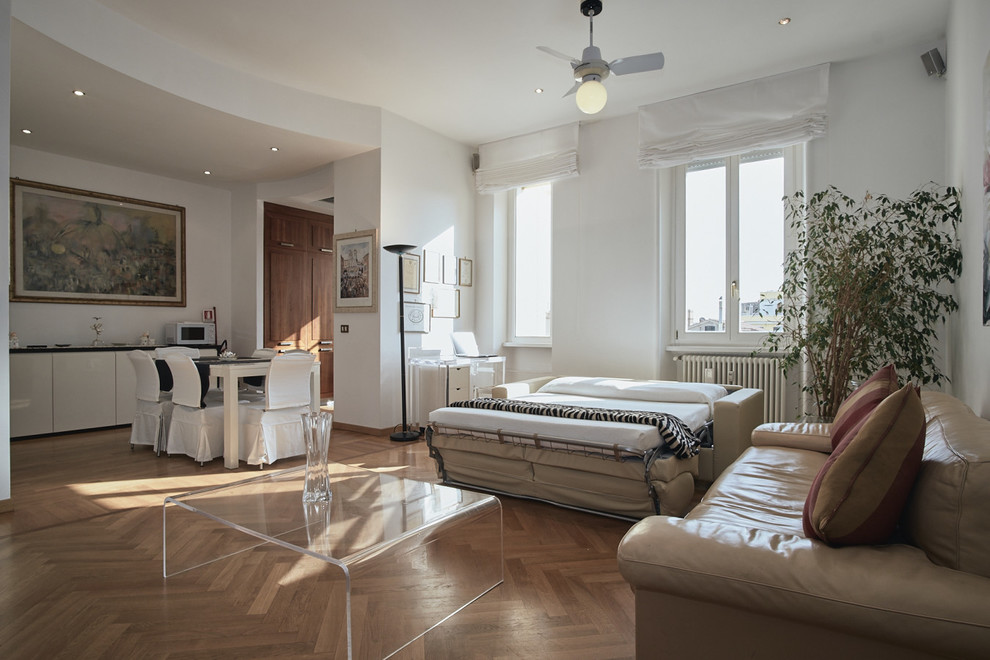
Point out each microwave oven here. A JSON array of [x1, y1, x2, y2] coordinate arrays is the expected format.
[[165, 322, 216, 346]]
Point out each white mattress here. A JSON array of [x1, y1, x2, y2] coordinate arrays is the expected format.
[[429, 392, 712, 454]]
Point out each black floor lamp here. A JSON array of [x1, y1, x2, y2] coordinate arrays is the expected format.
[[383, 243, 421, 442]]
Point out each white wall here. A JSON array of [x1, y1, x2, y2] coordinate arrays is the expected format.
[[553, 114, 660, 379], [808, 42, 947, 198], [946, 0, 990, 416], [9, 147, 233, 347], [378, 111, 475, 428], [227, 182, 261, 357], [331, 148, 384, 429]]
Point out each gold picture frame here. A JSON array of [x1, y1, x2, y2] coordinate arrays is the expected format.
[[10, 178, 186, 306]]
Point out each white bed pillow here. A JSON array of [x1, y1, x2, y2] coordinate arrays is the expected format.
[[537, 377, 727, 411]]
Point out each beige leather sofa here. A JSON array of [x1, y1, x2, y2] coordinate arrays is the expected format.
[[617, 391, 990, 659]]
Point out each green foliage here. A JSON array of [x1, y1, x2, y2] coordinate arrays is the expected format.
[[761, 183, 962, 419]]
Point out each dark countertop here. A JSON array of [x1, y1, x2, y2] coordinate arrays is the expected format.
[[10, 344, 163, 353]]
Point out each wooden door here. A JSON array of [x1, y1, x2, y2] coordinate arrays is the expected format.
[[263, 203, 334, 398]]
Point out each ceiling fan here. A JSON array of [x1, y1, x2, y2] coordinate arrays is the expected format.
[[538, 0, 665, 114]]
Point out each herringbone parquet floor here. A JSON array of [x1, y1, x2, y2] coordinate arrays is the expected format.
[[0, 426, 639, 659]]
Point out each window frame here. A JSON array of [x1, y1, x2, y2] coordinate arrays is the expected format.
[[507, 183, 553, 346], [671, 144, 804, 348]]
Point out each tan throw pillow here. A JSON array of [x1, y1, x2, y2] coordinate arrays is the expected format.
[[804, 384, 925, 546], [830, 364, 899, 450]]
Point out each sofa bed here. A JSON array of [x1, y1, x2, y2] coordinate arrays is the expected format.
[[617, 385, 990, 659], [426, 376, 764, 519]]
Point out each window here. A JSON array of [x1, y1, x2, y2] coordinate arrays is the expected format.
[[509, 183, 552, 343], [675, 146, 802, 345]]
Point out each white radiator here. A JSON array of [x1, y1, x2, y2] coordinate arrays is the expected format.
[[680, 355, 786, 423]]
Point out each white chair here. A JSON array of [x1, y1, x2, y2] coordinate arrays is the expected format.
[[127, 350, 173, 454], [238, 352, 317, 467], [164, 354, 225, 465], [241, 348, 278, 395]]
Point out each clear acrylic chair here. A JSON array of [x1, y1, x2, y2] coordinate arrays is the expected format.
[[238, 352, 317, 467], [127, 350, 173, 455]]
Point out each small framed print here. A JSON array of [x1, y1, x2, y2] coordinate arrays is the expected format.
[[423, 250, 441, 283], [458, 258, 473, 287], [333, 228, 378, 313], [432, 288, 460, 319], [442, 254, 458, 285], [403, 301, 430, 333], [401, 252, 420, 294]]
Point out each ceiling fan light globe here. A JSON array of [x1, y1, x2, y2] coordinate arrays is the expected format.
[[576, 79, 607, 114]]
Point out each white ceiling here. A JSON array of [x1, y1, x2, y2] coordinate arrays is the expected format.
[[10, 0, 950, 185]]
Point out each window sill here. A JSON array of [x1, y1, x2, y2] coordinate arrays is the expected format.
[[666, 345, 781, 356], [502, 341, 552, 349]]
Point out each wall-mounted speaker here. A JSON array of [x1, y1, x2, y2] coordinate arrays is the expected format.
[[471, 152, 480, 172], [921, 48, 946, 77]]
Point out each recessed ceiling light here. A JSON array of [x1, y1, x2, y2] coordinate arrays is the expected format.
[[778, 17, 791, 25], [270, 146, 279, 152], [21, 128, 32, 134], [203, 170, 212, 175], [535, 88, 544, 94], [73, 89, 86, 96]]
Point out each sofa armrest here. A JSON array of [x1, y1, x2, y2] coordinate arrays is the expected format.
[[751, 422, 833, 453], [710, 388, 763, 479], [617, 516, 990, 658], [491, 375, 557, 399]]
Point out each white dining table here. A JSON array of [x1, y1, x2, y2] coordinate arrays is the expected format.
[[204, 358, 321, 470]]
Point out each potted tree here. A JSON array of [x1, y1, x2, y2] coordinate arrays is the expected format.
[[762, 183, 962, 419]]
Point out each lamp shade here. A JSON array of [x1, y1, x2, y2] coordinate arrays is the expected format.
[[384, 243, 417, 255], [576, 79, 607, 114]]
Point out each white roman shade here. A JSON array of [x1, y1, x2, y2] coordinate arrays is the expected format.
[[638, 63, 829, 169], [475, 123, 579, 193]]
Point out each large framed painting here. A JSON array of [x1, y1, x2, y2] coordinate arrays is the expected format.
[[333, 228, 378, 313], [10, 179, 186, 306]]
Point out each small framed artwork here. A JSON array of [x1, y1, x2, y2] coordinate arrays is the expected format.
[[432, 288, 460, 319], [401, 252, 420, 294], [403, 301, 430, 333], [458, 257, 473, 287], [423, 249, 441, 283], [333, 228, 378, 313], [442, 254, 458, 285], [10, 178, 186, 306]]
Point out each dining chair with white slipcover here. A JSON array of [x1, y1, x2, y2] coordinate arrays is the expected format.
[[127, 350, 173, 454], [239, 352, 318, 467], [164, 354, 226, 465], [241, 347, 278, 395]]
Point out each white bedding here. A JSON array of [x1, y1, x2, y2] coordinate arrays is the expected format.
[[429, 392, 713, 454]]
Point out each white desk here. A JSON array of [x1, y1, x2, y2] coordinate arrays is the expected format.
[[206, 359, 321, 470]]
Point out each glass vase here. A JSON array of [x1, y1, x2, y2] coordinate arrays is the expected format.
[[300, 411, 332, 503]]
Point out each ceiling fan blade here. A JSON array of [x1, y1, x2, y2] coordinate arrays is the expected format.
[[537, 45, 580, 66], [610, 51, 665, 75], [562, 81, 581, 97]]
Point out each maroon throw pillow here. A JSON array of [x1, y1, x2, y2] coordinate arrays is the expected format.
[[804, 384, 925, 546], [830, 364, 899, 450]]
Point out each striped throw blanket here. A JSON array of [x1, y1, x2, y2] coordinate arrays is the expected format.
[[448, 398, 701, 459]]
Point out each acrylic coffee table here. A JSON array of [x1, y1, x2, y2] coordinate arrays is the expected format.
[[163, 462, 502, 659]]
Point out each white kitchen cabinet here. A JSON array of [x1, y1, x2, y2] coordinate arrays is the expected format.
[[10, 353, 54, 437], [115, 352, 138, 425], [52, 352, 117, 433]]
